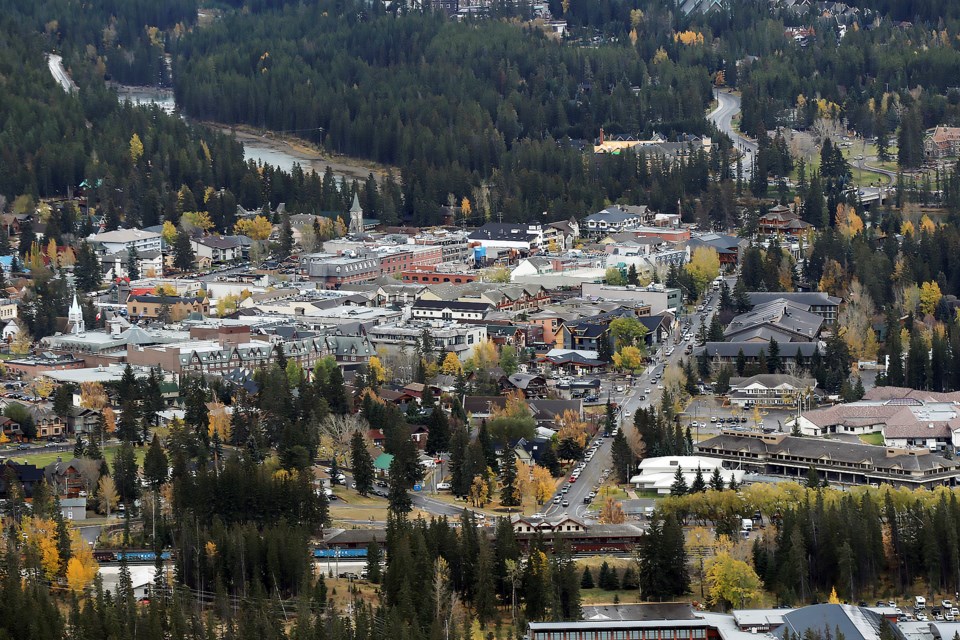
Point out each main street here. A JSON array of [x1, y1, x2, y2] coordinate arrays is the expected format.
[[545, 289, 721, 521]]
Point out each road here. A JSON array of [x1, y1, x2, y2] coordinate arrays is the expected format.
[[543, 290, 721, 521], [708, 89, 756, 178], [46, 53, 78, 94]]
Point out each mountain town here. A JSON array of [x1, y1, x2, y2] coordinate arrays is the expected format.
[[4, 1, 960, 640]]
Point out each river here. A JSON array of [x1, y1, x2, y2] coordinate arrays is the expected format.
[[111, 84, 372, 181]]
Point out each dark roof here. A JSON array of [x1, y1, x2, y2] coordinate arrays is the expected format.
[[776, 604, 885, 640], [527, 399, 582, 421], [694, 342, 821, 358], [323, 529, 387, 546], [468, 223, 538, 242], [412, 299, 493, 312], [463, 396, 507, 414], [747, 292, 842, 308], [129, 295, 205, 305], [196, 236, 241, 249]]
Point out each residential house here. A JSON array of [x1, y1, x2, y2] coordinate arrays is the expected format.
[[505, 373, 547, 397], [757, 204, 812, 235], [44, 457, 101, 498], [583, 206, 646, 236], [191, 236, 242, 264], [0, 460, 44, 498], [687, 233, 742, 266]]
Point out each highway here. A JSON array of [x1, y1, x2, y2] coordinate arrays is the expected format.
[[708, 89, 756, 178]]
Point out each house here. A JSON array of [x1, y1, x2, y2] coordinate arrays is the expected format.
[[59, 497, 87, 521], [727, 374, 819, 408], [45, 457, 101, 498], [583, 206, 646, 236], [66, 407, 100, 437], [191, 236, 242, 264], [373, 452, 394, 477], [505, 373, 547, 397], [687, 233, 742, 266], [90, 228, 163, 255], [526, 398, 583, 427], [925, 126, 960, 160], [543, 349, 607, 375], [0, 460, 44, 498], [757, 205, 812, 235]]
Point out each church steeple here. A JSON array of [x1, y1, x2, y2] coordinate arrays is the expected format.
[[348, 193, 364, 235], [69, 293, 85, 335]]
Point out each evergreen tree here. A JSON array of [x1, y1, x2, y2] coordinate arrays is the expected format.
[[627, 263, 640, 285], [425, 404, 450, 455], [768, 338, 782, 374], [279, 212, 294, 256], [126, 245, 140, 280], [366, 539, 383, 583], [172, 228, 195, 272], [448, 424, 470, 497], [710, 466, 726, 491], [581, 566, 595, 589], [885, 312, 905, 387], [805, 465, 821, 489], [611, 428, 634, 483], [597, 331, 613, 362], [691, 466, 707, 493], [52, 383, 73, 421], [499, 446, 520, 507], [350, 430, 375, 496], [474, 538, 498, 625], [670, 466, 688, 496], [736, 348, 747, 376], [539, 444, 561, 477], [387, 455, 412, 516], [73, 434, 85, 458], [116, 399, 141, 443], [327, 366, 349, 414]]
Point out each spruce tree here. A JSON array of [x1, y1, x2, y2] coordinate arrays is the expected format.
[[691, 466, 707, 493], [580, 566, 595, 589], [611, 428, 634, 484], [366, 540, 383, 583], [499, 447, 520, 507], [425, 404, 450, 455], [350, 430, 375, 496], [143, 434, 169, 490], [710, 466, 726, 491], [670, 466, 688, 496]]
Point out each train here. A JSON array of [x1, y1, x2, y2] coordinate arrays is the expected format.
[[93, 550, 173, 563], [312, 548, 368, 559]]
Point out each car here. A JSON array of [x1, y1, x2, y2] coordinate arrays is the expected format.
[[78, 490, 88, 498], [553, 496, 561, 504], [588, 491, 597, 499], [569, 476, 577, 483], [740, 416, 748, 423], [644, 388, 652, 394], [624, 410, 631, 417], [943, 600, 954, 609], [657, 384, 664, 390], [339, 572, 360, 580], [710, 416, 718, 423], [583, 496, 592, 504], [561, 486, 569, 493], [437, 482, 451, 490], [615, 386, 625, 392], [531, 512, 546, 519], [562, 500, 569, 508]]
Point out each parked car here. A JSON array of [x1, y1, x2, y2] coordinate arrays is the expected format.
[[437, 482, 451, 490]]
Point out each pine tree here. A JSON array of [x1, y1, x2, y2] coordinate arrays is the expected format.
[[474, 538, 497, 626], [279, 212, 294, 256], [73, 434, 85, 458], [768, 338, 782, 373], [366, 540, 383, 583], [116, 399, 141, 443], [611, 428, 634, 484], [691, 466, 707, 493], [143, 434, 169, 489], [627, 263, 639, 285], [173, 228, 195, 272], [736, 348, 747, 376], [126, 245, 140, 280], [448, 424, 470, 497], [350, 430, 375, 496], [425, 405, 450, 455], [670, 466, 688, 496], [580, 566, 595, 589], [597, 331, 613, 362], [710, 466, 725, 491], [499, 447, 520, 507]]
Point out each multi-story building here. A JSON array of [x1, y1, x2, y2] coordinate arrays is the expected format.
[[192, 236, 243, 264], [413, 230, 471, 263], [367, 321, 487, 361], [580, 283, 682, 315], [468, 223, 545, 253], [925, 126, 960, 159], [401, 265, 478, 285], [376, 246, 443, 278], [91, 228, 163, 255], [746, 292, 842, 325], [410, 299, 492, 321], [126, 295, 209, 321], [300, 253, 381, 289], [583, 205, 647, 235]]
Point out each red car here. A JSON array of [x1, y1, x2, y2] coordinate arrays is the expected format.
[[569, 475, 578, 483]]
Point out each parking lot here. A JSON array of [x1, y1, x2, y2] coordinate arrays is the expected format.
[[680, 395, 797, 439]]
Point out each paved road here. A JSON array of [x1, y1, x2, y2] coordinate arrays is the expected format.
[[708, 89, 756, 178], [542, 291, 721, 521], [46, 53, 77, 93]]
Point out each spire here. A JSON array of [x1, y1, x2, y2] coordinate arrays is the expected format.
[[69, 293, 85, 335], [350, 192, 362, 213], [348, 193, 364, 235]]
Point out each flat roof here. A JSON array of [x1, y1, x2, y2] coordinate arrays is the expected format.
[[43, 365, 150, 384]]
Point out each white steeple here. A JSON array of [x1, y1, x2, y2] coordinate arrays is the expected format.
[[68, 293, 85, 335], [348, 193, 364, 235]]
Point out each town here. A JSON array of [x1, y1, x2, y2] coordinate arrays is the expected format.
[[5, 1, 960, 640]]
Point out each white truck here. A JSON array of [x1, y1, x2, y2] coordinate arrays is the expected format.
[[915, 596, 926, 610], [741, 518, 753, 532]]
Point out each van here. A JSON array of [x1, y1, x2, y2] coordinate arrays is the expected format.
[[915, 596, 926, 610]]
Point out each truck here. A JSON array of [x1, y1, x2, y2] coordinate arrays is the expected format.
[[915, 596, 926, 610], [741, 518, 753, 532]]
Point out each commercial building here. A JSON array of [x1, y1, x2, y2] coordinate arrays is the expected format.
[[401, 265, 478, 285], [724, 299, 824, 343], [629, 456, 744, 494], [468, 223, 545, 253], [410, 299, 492, 321], [727, 374, 819, 408], [746, 292, 842, 325], [367, 321, 487, 360], [91, 228, 163, 255], [126, 295, 209, 321], [583, 205, 648, 235], [300, 253, 381, 288], [580, 283, 682, 315], [696, 431, 960, 488], [376, 245, 443, 278], [527, 618, 713, 640]]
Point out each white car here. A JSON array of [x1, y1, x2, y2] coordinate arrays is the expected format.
[[624, 410, 632, 417], [644, 388, 651, 394], [532, 512, 546, 519], [437, 482, 451, 490]]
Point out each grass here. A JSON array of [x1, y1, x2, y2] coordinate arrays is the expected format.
[[4, 444, 147, 468], [859, 432, 885, 446]]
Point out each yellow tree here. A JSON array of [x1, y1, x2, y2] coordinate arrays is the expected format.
[[919, 281, 943, 317], [612, 345, 643, 372], [98, 475, 119, 516], [556, 409, 589, 447], [216, 293, 239, 317], [441, 351, 463, 376], [182, 211, 214, 233], [460, 197, 472, 221], [30, 377, 54, 399], [234, 215, 273, 241], [130, 133, 144, 164], [46, 237, 59, 266], [21, 516, 61, 580], [531, 465, 554, 506], [919, 214, 936, 234], [102, 406, 117, 435], [685, 247, 721, 294], [599, 496, 626, 524], [162, 220, 178, 246], [466, 339, 499, 371], [513, 458, 532, 508], [208, 403, 231, 441], [367, 356, 388, 386], [470, 474, 490, 507], [334, 216, 347, 237], [9, 322, 33, 355], [818, 259, 847, 298], [80, 381, 109, 410], [706, 550, 764, 609]]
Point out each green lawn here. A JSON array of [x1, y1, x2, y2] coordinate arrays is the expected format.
[[859, 432, 885, 446], [2, 444, 147, 468]]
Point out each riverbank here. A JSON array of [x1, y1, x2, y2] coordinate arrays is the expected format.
[[203, 122, 392, 183]]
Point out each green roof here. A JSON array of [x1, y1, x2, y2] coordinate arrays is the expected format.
[[374, 453, 394, 471]]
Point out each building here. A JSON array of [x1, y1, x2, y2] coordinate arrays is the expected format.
[[696, 431, 960, 488], [694, 341, 821, 370], [724, 299, 824, 343], [758, 204, 813, 235], [727, 374, 819, 408], [629, 456, 744, 494], [413, 230, 471, 263], [508, 514, 647, 553], [527, 618, 714, 640], [5, 353, 86, 378], [300, 253, 381, 288], [401, 265, 478, 285], [191, 236, 242, 264], [746, 292, 842, 325], [348, 193, 364, 235], [583, 205, 647, 235], [91, 228, 163, 255], [376, 245, 443, 277], [0, 299, 16, 322], [367, 321, 487, 360], [468, 223, 544, 253], [580, 283, 682, 315], [410, 299, 492, 322], [126, 295, 209, 321], [688, 233, 742, 265], [925, 126, 960, 159], [101, 249, 164, 279]]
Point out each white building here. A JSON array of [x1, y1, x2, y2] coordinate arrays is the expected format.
[[91, 228, 163, 255], [191, 236, 242, 264], [629, 456, 744, 495], [102, 250, 164, 280], [468, 223, 545, 252]]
